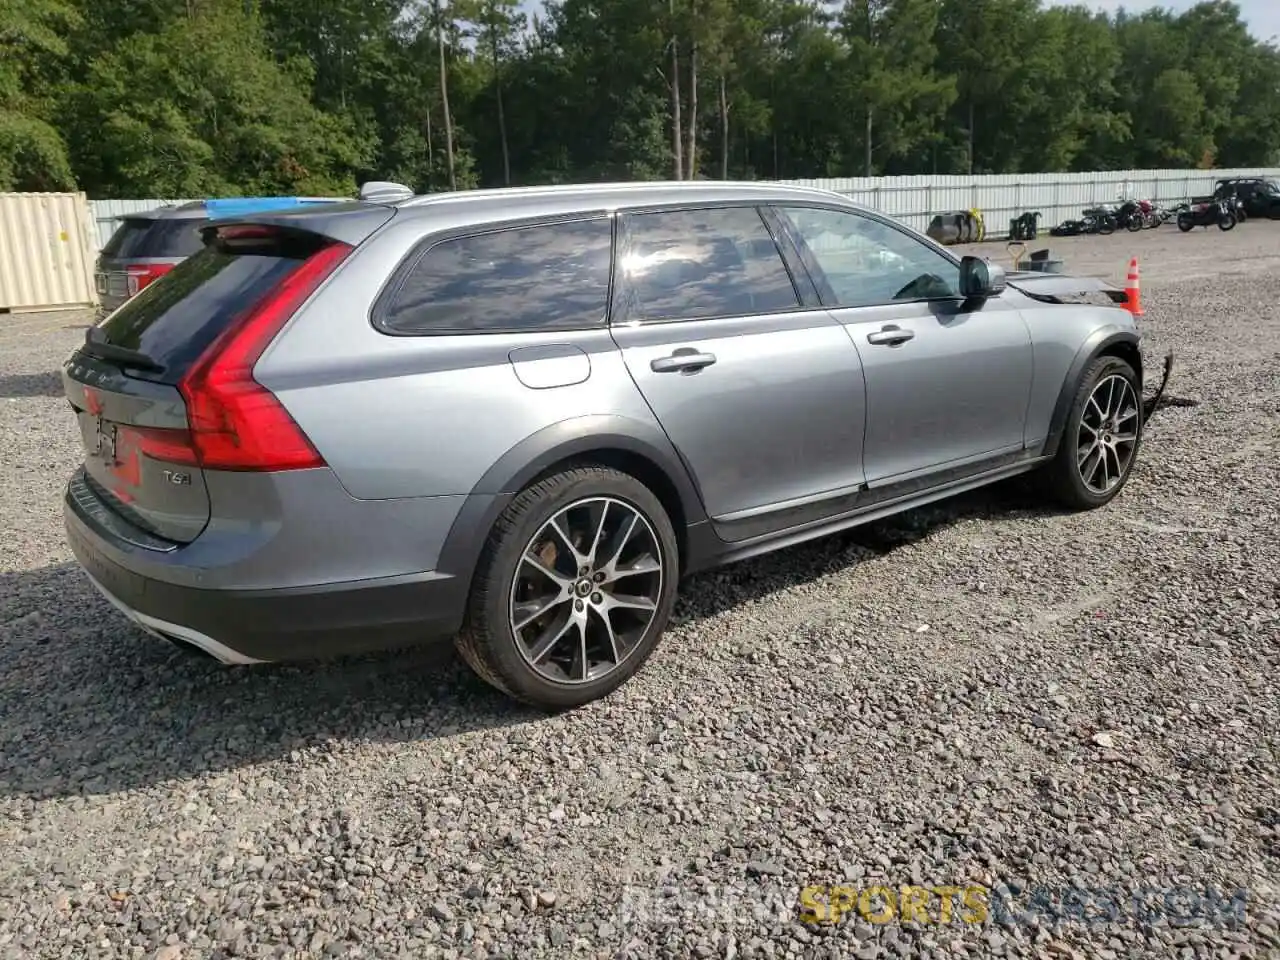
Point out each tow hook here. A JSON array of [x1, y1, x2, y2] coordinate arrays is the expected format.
[[1143, 351, 1175, 422]]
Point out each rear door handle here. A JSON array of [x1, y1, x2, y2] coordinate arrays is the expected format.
[[650, 349, 717, 373], [866, 325, 915, 346]]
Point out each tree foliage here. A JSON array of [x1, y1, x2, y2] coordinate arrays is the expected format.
[[3, 0, 1279, 195]]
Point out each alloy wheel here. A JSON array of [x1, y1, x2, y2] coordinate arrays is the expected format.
[[509, 497, 664, 685], [1076, 374, 1140, 495]]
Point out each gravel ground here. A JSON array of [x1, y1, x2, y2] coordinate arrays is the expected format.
[[0, 225, 1277, 960]]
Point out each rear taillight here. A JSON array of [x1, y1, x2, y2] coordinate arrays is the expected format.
[[125, 263, 174, 297], [174, 240, 352, 472]]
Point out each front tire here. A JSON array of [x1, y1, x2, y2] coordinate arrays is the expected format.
[[1042, 356, 1143, 510], [1218, 211, 1236, 231], [456, 466, 679, 710]]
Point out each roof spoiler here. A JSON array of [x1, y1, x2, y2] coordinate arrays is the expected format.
[[198, 203, 397, 248]]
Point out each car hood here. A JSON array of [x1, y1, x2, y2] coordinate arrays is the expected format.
[[1006, 271, 1128, 307]]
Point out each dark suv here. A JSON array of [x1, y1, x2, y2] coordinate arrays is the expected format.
[[95, 197, 345, 313], [1212, 178, 1280, 219]]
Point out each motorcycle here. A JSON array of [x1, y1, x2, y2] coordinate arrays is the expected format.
[[1212, 183, 1248, 223], [1080, 204, 1117, 235], [1116, 197, 1146, 231], [1137, 199, 1163, 228], [1176, 198, 1236, 232], [1222, 193, 1247, 223]]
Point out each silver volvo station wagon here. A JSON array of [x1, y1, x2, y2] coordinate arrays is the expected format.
[[62, 180, 1172, 710]]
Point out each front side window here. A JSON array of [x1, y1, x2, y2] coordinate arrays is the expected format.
[[778, 206, 962, 308], [618, 206, 800, 322], [381, 217, 613, 335]]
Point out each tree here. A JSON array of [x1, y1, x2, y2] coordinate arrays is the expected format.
[[838, 0, 954, 176], [432, 0, 458, 190], [5, 0, 1280, 198], [937, 0, 1039, 174], [71, 1, 367, 197], [472, 0, 522, 185], [0, 0, 79, 190]]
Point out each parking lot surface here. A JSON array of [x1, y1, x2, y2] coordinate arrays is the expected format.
[[0, 225, 1277, 959]]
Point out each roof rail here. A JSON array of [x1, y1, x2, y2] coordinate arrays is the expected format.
[[359, 181, 415, 203], [396, 179, 842, 209]]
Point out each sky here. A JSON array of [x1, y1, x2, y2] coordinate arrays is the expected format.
[[517, 2, 1279, 44]]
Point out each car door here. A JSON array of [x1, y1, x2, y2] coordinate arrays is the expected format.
[[770, 203, 1035, 488], [609, 204, 869, 539]]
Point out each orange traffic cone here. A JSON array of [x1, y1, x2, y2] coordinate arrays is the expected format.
[[1123, 257, 1143, 317]]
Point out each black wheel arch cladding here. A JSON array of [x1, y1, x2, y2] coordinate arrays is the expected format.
[[433, 415, 707, 591], [1042, 329, 1142, 460]]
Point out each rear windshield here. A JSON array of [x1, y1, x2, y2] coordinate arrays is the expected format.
[[100, 216, 207, 260], [94, 235, 314, 382]]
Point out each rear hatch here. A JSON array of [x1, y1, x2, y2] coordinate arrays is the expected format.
[[66, 202, 395, 544], [96, 214, 206, 306]]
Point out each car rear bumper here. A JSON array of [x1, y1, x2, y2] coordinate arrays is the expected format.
[[64, 492, 469, 663], [97, 292, 128, 315]]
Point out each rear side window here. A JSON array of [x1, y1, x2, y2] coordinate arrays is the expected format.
[[618, 206, 800, 322], [379, 217, 613, 335], [100, 216, 207, 259], [138, 218, 207, 257], [100, 218, 154, 259], [94, 233, 318, 383]]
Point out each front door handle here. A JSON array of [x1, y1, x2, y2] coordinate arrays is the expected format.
[[866, 325, 915, 346], [650, 349, 717, 373]]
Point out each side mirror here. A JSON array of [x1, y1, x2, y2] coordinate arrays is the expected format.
[[959, 256, 1007, 298]]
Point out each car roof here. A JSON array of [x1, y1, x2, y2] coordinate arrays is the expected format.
[[206, 181, 883, 246], [123, 183, 865, 229]]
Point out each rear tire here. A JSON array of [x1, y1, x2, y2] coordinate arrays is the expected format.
[[1041, 356, 1143, 511], [455, 466, 679, 711], [1098, 216, 1116, 235], [1177, 214, 1194, 232]]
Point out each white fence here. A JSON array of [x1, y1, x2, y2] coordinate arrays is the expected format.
[[781, 167, 1280, 235], [86, 168, 1280, 253]]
